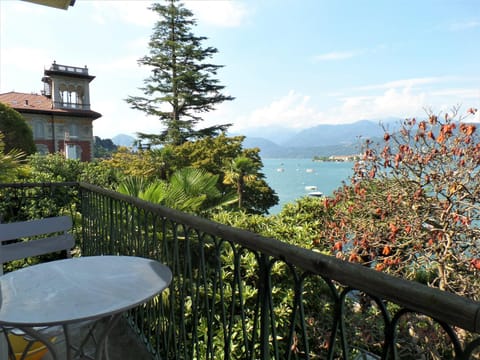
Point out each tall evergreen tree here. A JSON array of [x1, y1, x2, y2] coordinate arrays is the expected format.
[[126, 0, 234, 146]]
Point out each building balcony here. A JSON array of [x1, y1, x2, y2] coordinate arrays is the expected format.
[[52, 101, 91, 111], [1, 182, 480, 359]]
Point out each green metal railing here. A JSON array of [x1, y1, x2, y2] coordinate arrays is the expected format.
[[2, 182, 480, 359]]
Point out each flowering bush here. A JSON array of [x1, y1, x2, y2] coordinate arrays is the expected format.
[[322, 107, 480, 299]]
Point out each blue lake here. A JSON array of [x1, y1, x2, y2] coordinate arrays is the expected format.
[[262, 158, 354, 214]]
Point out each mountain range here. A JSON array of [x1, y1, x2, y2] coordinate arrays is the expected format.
[[111, 118, 401, 158]]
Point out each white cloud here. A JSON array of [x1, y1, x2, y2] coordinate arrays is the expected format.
[[2, 1, 49, 15], [313, 51, 358, 61], [0, 47, 50, 68], [90, 1, 156, 27], [449, 20, 480, 31], [0, 47, 52, 93], [126, 36, 150, 52], [93, 100, 160, 139], [338, 87, 426, 121], [186, 1, 250, 27], [356, 77, 449, 91], [321, 86, 476, 124], [231, 91, 322, 131], [431, 88, 480, 99], [88, 0, 250, 28], [94, 55, 143, 73], [232, 88, 428, 132]]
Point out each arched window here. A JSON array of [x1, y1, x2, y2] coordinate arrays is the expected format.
[[60, 90, 71, 106], [58, 84, 83, 108], [70, 92, 77, 108]]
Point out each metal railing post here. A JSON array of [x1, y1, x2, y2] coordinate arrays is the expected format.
[[259, 254, 271, 360]]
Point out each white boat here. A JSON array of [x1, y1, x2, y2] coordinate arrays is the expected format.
[[304, 185, 317, 191], [308, 191, 324, 197], [277, 168, 285, 172], [306, 168, 314, 173]]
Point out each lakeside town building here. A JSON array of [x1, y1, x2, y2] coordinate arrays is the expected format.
[[0, 61, 101, 161]]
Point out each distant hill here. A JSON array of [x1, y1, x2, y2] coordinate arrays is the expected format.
[[242, 137, 283, 153], [243, 137, 361, 158], [238, 126, 297, 144], [242, 118, 400, 158], [281, 119, 387, 148], [112, 134, 136, 147]]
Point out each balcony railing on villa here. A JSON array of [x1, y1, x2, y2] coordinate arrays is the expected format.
[[2, 182, 480, 359], [52, 101, 91, 111]]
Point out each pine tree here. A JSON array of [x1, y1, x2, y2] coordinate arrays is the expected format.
[[126, 0, 234, 146]]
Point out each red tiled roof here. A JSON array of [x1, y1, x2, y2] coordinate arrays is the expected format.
[[0, 92, 53, 110], [0, 92, 101, 119]]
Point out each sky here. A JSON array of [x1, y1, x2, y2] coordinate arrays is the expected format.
[[0, 0, 479, 140]]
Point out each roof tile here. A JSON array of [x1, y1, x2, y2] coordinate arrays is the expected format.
[[0, 91, 101, 119]]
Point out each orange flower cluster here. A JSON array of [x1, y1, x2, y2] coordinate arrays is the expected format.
[[460, 123, 476, 136], [470, 259, 480, 270], [437, 123, 456, 143], [388, 223, 399, 242]]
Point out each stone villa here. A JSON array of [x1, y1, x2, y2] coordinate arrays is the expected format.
[[0, 61, 101, 161]]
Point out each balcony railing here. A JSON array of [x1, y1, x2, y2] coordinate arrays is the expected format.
[[49, 63, 89, 75], [52, 101, 91, 111], [1, 182, 480, 359]]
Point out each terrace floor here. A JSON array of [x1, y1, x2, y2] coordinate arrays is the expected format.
[[43, 317, 153, 360]]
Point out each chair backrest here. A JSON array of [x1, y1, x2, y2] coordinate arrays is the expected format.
[[0, 216, 74, 275]]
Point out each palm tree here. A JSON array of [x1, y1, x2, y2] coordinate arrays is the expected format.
[[116, 176, 154, 198], [165, 167, 221, 212], [117, 167, 235, 213], [223, 156, 259, 209], [0, 132, 27, 182]]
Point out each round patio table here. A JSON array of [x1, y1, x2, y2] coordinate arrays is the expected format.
[[0, 255, 172, 360]]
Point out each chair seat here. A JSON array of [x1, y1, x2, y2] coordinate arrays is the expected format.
[[8, 333, 52, 360]]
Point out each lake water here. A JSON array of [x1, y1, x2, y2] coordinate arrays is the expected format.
[[262, 158, 354, 214]]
